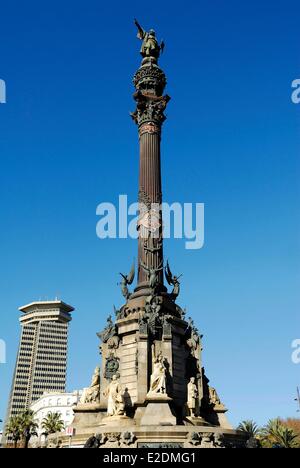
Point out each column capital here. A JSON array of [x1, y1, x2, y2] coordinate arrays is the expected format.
[[131, 91, 170, 128]]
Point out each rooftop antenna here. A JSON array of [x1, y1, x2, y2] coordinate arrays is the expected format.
[[294, 387, 300, 412]]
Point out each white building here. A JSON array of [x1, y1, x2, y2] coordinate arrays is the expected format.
[[29, 390, 81, 444]]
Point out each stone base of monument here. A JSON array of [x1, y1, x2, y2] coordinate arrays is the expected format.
[[100, 414, 135, 427], [185, 416, 209, 426], [75, 403, 103, 412], [214, 407, 232, 429], [48, 422, 247, 448], [48, 400, 246, 448], [71, 404, 106, 429], [140, 395, 177, 426]]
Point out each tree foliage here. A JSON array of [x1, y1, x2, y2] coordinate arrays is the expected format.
[[237, 417, 300, 448], [237, 420, 260, 438], [41, 412, 64, 437], [5, 415, 22, 448], [5, 410, 38, 449]]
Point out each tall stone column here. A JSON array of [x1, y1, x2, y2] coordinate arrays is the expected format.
[[62, 23, 243, 448], [131, 60, 170, 294]]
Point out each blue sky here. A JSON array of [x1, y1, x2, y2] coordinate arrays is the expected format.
[[0, 0, 299, 428]]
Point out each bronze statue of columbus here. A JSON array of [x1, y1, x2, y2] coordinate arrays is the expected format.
[[134, 19, 164, 60]]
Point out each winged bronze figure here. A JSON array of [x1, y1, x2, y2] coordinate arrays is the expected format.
[[119, 262, 135, 299], [165, 260, 182, 300], [140, 260, 163, 290]]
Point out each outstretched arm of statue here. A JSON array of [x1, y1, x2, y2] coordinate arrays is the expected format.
[[134, 18, 145, 39]]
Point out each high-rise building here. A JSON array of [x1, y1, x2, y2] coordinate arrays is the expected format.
[[5, 301, 74, 426]]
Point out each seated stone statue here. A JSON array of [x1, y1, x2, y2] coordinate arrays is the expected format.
[[80, 366, 100, 404], [209, 386, 223, 407]]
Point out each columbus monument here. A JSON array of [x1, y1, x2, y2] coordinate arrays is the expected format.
[[53, 21, 245, 449]]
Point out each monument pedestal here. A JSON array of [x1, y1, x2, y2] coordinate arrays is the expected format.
[[214, 406, 232, 429], [49, 423, 246, 448], [75, 403, 103, 412], [185, 416, 209, 426], [72, 403, 106, 429], [140, 395, 176, 426], [100, 415, 135, 427]]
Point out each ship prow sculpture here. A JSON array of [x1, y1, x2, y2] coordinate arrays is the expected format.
[[50, 21, 246, 449]]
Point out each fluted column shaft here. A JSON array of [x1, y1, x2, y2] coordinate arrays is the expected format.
[[131, 61, 170, 293], [138, 125, 163, 285]]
